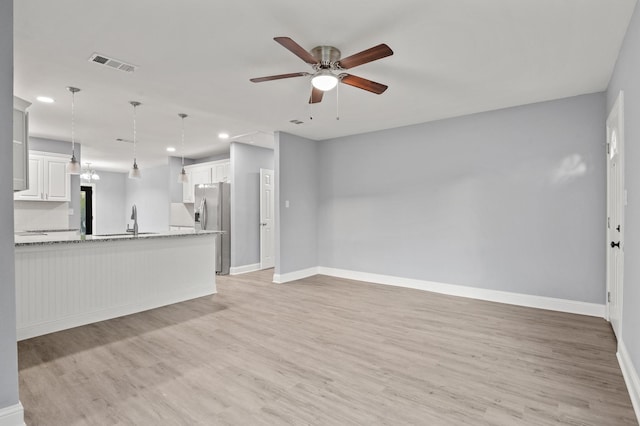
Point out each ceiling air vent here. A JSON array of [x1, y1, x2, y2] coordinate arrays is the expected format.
[[89, 53, 137, 73], [289, 119, 304, 125]]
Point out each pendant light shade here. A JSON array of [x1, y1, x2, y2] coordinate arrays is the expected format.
[[177, 113, 189, 183], [129, 101, 142, 179], [129, 160, 141, 179], [178, 167, 189, 183], [66, 87, 82, 174]]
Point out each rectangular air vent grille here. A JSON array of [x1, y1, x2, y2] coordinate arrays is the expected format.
[[289, 119, 304, 125], [89, 53, 137, 73]]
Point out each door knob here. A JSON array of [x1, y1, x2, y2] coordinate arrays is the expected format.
[[611, 241, 621, 248], [616, 225, 621, 232], [260, 222, 267, 226]]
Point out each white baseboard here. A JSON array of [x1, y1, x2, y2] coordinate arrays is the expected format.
[[316, 267, 605, 318], [230, 263, 261, 275], [273, 267, 319, 284], [0, 402, 25, 426], [618, 340, 640, 423]]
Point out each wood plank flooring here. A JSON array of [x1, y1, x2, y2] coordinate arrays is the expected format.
[[18, 270, 637, 425]]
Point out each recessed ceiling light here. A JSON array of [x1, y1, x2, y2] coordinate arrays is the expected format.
[[166, 147, 176, 152], [218, 132, 229, 140], [36, 96, 55, 103]]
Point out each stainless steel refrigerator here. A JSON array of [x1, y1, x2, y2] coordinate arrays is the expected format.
[[194, 183, 230, 275]]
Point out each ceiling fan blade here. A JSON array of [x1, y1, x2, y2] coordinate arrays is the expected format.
[[274, 37, 318, 65], [309, 87, 324, 104], [250, 72, 309, 83], [337, 44, 393, 69], [340, 74, 388, 95]]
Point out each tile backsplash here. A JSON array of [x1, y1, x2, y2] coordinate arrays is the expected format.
[[14, 201, 70, 231]]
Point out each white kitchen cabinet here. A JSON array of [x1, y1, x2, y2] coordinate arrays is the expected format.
[[13, 97, 31, 192], [14, 151, 71, 202], [212, 161, 230, 183], [182, 160, 229, 203]]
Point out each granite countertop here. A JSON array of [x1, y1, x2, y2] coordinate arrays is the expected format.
[[15, 230, 222, 247]]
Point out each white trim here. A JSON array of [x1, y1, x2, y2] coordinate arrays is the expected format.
[[0, 402, 25, 426], [230, 263, 261, 275], [618, 340, 640, 423], [316, 267, 605, 318], [273, 267, 319, 284]]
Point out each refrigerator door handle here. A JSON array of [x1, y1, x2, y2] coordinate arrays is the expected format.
[[200, 198, 207, 230]]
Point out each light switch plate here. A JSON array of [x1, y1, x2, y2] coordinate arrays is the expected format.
[[285, 200, 290, 208]]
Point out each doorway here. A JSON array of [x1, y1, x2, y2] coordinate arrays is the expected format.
[[80, 185, 95, 235], [606, 91, 625, 339], [260, 168, 275, 269]]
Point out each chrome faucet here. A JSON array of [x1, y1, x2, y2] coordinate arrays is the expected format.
[[126, 204, 138, 236]]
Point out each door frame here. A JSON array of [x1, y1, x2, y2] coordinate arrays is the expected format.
[[260, 168, 275, 269], [81, 183, 97, 235], [606, 90, 625, 335]]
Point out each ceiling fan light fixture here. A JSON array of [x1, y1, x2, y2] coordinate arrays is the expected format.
[[311, 70, 338, 91]]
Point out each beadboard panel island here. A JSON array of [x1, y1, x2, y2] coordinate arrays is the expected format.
[[14, 231, 219, 340]]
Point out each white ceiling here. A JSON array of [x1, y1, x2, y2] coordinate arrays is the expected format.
[[14, 0, 636, 172]]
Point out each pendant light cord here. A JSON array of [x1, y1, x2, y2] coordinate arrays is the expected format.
[[181, 115, 185, 167], [71, 90, 76, 155], [132, 103, 137, 163]]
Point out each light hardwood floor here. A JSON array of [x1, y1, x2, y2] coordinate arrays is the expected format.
[[19, 270, 637, 425]]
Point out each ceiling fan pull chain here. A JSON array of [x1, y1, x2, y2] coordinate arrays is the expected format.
[[309, 81, 314, 120], [336, 81, 340, 121]]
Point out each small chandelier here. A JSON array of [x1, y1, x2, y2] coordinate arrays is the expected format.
[[80, 163, 100, 182], [66, 86, 82, 174], [129, 101, 142, 179], [178, 113, 189, 183]]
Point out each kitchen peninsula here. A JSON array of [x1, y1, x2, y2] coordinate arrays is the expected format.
[[14, 230, 219, 340]]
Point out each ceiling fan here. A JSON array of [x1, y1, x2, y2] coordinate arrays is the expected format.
[[250, 37, 393, 104]]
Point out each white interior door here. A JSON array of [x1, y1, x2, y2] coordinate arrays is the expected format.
[[606, 91, 625, 339], [260, 168, 275, 269]]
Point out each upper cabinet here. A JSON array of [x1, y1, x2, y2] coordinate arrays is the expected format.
[[182, 159, 230, 203], [14, 151, 71, 202], [13, 97, 30, 192]]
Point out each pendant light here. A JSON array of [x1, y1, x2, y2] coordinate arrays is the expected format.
[[178, 113, 189, 183], [66, 86, 82, 174], [128, 101, 142, 179]]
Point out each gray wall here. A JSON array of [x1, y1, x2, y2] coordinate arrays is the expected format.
[[30, 136, 82, 230], [317, 93, 605, 303], [607, 0, 640, 389], [125, 165, 170, 232], [0, 0, 19, 410], [230, 142, 274, 268], [275, 132, 319, 275], [92, 171, 127, 235]]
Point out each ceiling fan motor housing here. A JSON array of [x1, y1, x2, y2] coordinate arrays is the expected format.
[[311, 46, 341, 69]]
